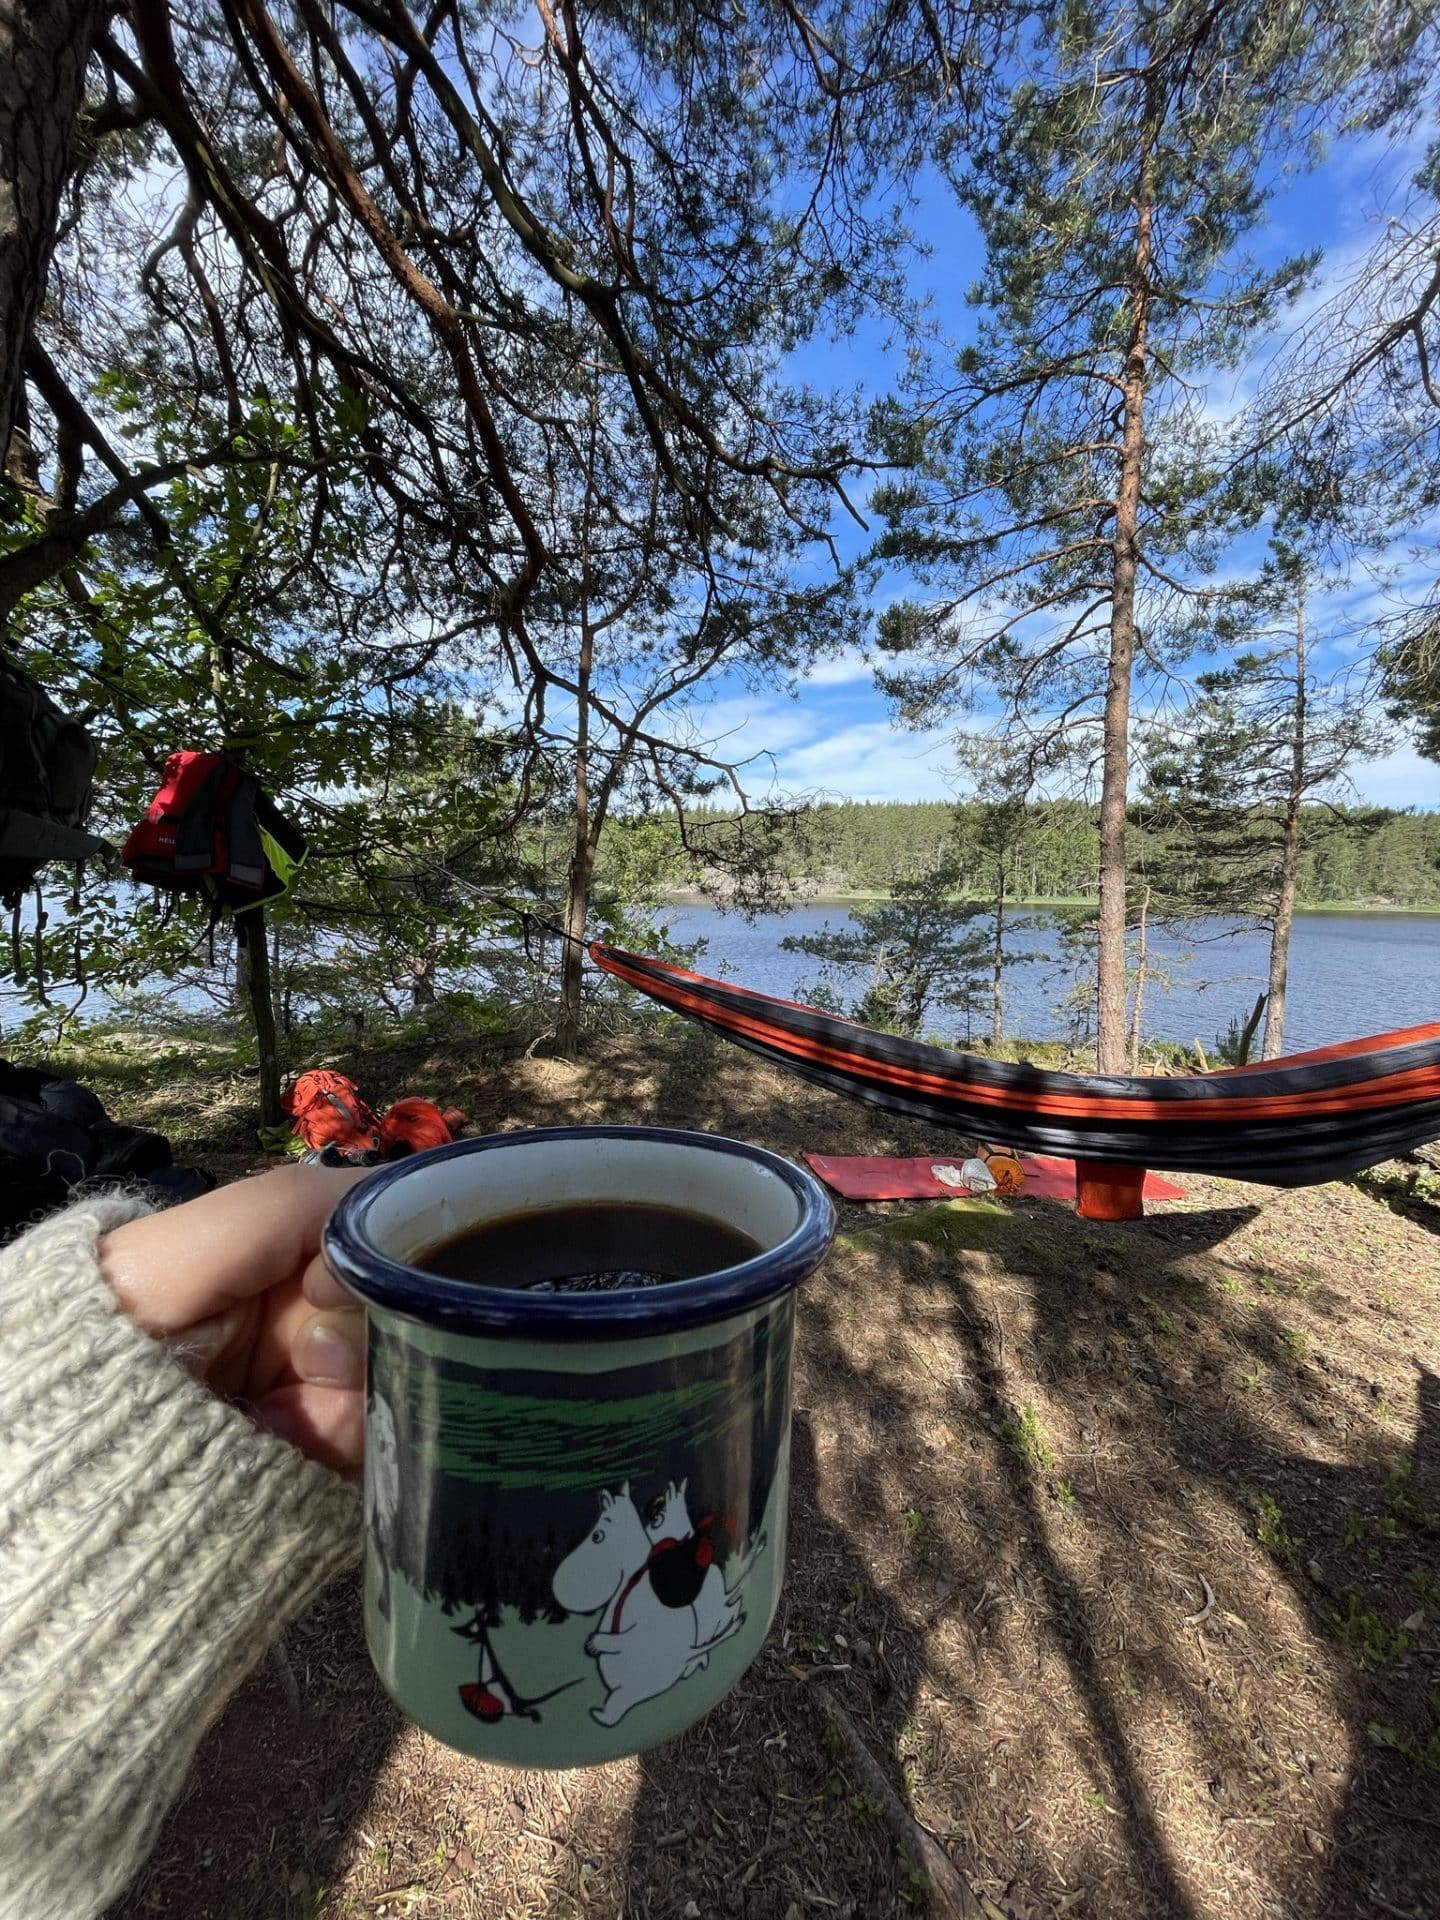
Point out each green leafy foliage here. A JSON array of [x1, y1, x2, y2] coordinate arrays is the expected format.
[[1333, 1592, 1410, 1667], [1255, 1493, 1301, 1558], [1002, 1404, 1054, 1472]]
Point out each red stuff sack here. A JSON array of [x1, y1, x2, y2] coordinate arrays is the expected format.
[[378, 1098, 467, 1158]]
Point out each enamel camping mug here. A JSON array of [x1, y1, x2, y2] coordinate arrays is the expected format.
[[324, 1125, 835, 1766]]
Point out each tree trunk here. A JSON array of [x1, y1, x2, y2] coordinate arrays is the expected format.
[[990, 867, 1005, 1048], [1127, 884, 1150, 1072], [239, 906, 282, 1127], [0, 0, 103, 458], [1263, 582, 1307, 1060], [557, 816, 592, 1056], [556, 604, 595, 1057], [1096, 91, 1158, 1073], [410, 947, 438, 1007]]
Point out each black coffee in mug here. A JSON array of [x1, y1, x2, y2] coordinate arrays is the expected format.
[[415, 1200, 763, 1292]]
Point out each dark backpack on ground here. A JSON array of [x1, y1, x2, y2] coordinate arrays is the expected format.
[[0, 660, 110, 907], [0, 1056, 214, 1245]]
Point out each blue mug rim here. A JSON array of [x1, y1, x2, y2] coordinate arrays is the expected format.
[[323, 1124, 836, 1340]]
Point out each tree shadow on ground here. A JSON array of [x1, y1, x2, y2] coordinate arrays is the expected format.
[[1000, 1195, 1440, 1918], [783, 1206, 1261, 1919], [635, 1150, 1439, 1920], [602, 1201, 1261, 1919], [1314, 1365, 1440, 1917], [110, 1578, 401, 1920], [605, 1415, 934, 1918]]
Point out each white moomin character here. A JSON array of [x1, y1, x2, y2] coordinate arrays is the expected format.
[[552, 1482, 760, 1726], [642, 1478, 746, 1669], [364, 1390, 400, 1620]]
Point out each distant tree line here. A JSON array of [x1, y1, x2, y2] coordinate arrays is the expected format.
[[674, 801, 1440, 911]]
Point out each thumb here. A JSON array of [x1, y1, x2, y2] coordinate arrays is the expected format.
[[165, 1302, 257, 1381]]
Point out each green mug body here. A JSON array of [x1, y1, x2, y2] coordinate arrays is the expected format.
[[324, 1125, 834, 1766]]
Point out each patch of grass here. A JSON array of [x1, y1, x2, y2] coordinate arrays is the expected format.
[[904, 1507, 927, 1546], [847, 1198, 1006, 1252], [1053, 1478, 1077, 1508], [1084, 1789, 1109, 1809], [1219, 1276, 1245, 1296], [1152, 1310, 1176, 1336], [848, 1790, 885, 1826], [1385, 1462, 1440, 1534], [1368, 1718, 1440, 1777], [1002, 1403, 1055, 1472], [1255, 1493, 1301, 1558], [1280, 1327, 1310, 1364], [1357, 1160, 1440, 1217], [1333, 1591, 1410, 1667], [1343, 1480, 1438, 1551], [1242, 1370, 1262, 1392]]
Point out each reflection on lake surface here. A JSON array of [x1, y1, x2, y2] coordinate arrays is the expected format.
[[661, 904, 1440, 1053]]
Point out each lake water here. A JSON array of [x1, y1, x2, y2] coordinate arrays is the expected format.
[[4, 900, 1435, 1056], [658, 903, 1440, 1054]]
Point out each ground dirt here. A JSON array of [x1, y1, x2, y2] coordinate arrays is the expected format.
[[106, 1022, 1440, 1920]]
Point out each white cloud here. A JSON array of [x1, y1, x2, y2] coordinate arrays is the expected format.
[[769, 718, 959, 803], [1348, 744, 1440, 809], [661, 693, 816, 759], [801, 647, 876, 689]]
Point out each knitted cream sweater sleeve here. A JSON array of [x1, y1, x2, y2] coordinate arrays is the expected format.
[[0, 1195, 362, 1920]]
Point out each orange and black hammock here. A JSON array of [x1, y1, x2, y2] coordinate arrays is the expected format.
[[590, 942, 1440, 1215]]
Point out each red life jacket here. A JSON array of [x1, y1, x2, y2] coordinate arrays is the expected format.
[[282, 1070, 380, 1157], [121, 751, 306, 910]]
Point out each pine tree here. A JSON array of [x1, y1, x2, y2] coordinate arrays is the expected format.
[[871, 0, 1384, 1069], [1141, 553, 1387, 1056], [782, 852, 994, 1040], [954, 735, 1048, 1046]]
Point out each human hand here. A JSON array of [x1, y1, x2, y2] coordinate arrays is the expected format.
[[99, 1163, 374, 1474]]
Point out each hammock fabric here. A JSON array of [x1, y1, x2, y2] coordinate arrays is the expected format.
[[590, 942, 1440, 1219]]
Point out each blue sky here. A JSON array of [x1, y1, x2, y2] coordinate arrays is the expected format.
[[677, 120, 1440, 814]]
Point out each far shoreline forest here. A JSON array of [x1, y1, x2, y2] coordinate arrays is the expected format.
[[661, 801, 1440, 912]]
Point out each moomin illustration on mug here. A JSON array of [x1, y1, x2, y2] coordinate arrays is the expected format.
[[325, 1123, 835, 1766], [360, 1301, 795, 1764]]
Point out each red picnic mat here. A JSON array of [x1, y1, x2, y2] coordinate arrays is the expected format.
[[802, 1152, 1185, 1203]]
